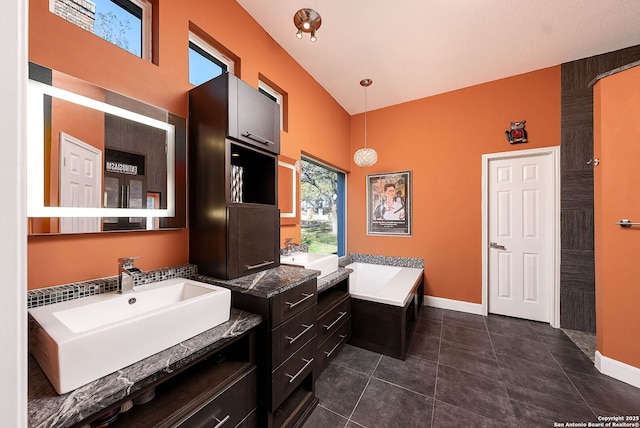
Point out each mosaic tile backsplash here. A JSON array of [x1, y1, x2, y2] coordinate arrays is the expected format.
[[342, 253, 424, 269], [27, 264, 198, 309]]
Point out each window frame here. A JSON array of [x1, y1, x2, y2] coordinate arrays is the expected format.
[[130, 0, 152, 61], [49, 0, 152, 61], [258, 80, 284, 131], [188, 31, 235, 85], [300, 156, 347, 256]]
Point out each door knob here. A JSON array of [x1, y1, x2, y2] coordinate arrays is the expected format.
[[489, 242, 506, 250]]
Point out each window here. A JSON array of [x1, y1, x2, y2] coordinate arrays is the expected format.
[[51, 0, 152, 60], [300, 158, 346, 256], [258, 81, 284, 131], [189, 32, 234, 86]]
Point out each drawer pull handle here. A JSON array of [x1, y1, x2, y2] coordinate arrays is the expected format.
[[285, 293, 314, 308], [323, 311, 347, 331], [286, 357, 314, 384], [245, 260, 274, 269], [242, 131, 275, 146], [213, 414, 230, 428], [324, 335, 347, 358], [286, 323, 314, 344]]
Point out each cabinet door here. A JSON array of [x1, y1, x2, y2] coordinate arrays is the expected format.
[[234, 79, 280, 154], [175, 366, 257, 428], [228, 205, 280, 278]]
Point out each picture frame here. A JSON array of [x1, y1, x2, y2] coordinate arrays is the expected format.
[[366, 170, 412, 236]]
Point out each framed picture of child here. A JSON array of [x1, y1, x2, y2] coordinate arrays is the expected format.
[[366, 170, 412, 236]]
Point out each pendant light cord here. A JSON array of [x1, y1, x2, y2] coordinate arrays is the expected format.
[[364, 85, 368, 148]]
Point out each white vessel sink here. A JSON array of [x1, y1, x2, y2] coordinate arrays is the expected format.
[[280, 252, 339, 278], [29, 277, 231, 394]]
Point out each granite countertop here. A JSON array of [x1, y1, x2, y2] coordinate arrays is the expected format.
[[193, 265, 352, 298], [27, 265, 352, 427], [192, 265, 321, 298], [317, 267, 351, 293], [28, 309, 262, 428]]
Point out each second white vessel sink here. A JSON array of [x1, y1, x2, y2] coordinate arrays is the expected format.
[[280, 252, 339, 278], [29, 277, 231, 394]]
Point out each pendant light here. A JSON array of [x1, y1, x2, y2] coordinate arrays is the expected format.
[[353, 78, 378, 167]]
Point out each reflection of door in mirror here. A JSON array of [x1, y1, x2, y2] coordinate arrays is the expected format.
[[59, 132, 101, 233]]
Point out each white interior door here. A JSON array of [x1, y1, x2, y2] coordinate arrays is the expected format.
[[487, 151, 554, 322], [59, 132, 102, 233]]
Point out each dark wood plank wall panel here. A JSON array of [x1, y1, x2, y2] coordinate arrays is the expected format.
[[560, 289, 596, 333], [561, 128, 593, 171], [560, 44, 640, 332], [560, 210, 594, 251]]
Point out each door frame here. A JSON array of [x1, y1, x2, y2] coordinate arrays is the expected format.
[[481, 146, 561, 327]]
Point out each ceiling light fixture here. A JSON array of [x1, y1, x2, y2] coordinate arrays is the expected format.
[[353, 79, 378, 167], [294, 8, 321, 42]]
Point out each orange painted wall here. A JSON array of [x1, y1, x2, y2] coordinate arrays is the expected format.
[[347, 67, 561, 303], [28, 0, 350, 289], [593, 65, 640, 368]]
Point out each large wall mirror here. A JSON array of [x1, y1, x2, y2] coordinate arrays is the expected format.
[[27, 62, 187, 235]]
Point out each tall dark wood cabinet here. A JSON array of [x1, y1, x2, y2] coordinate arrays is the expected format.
[[189, 73, 281, 279]]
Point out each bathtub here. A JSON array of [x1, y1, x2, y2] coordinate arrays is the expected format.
[[346, 262, 424, 359], [347, 263, 424, 307]]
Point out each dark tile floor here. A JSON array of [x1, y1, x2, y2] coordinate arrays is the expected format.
[[303, 307, 640, 428]]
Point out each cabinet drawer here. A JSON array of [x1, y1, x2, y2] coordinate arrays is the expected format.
[[317, 297, 351, 345], [236, 408, 257, 428], [271, 280, 317, 326], [316, 320, 351, 375], [272, 304, 317, 369], [177, 365, 257, 428], [271, 338, 316, 411]]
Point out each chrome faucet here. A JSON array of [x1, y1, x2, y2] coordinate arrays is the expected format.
[[118, 257, 142, 294], [283, 238, 293, 256]]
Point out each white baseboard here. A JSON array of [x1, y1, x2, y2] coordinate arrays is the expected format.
[[424, 295, 484, 315], [595, 351, 640, 389]]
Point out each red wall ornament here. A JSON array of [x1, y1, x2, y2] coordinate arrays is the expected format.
[[505, 120, 528, 144]]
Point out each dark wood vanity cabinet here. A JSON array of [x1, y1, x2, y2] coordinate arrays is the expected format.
[[76, 330, 258, 428], [315, 278, 351, 375], [189, 73, 281, 279], [230, 279, 319, 428]]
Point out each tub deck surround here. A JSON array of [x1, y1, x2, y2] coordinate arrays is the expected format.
[[28, 309, 261, 428], [343, 255, 425, 361], [193, 264, 321, 298]]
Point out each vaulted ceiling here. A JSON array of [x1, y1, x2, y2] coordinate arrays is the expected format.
[[237, 0, 640, 114]]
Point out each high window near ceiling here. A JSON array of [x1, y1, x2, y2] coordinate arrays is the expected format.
[[50, 0, 152, 60], [258, 74, 288, 132], [188, 29, 237, 86], [300, 158, 346, 256]]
